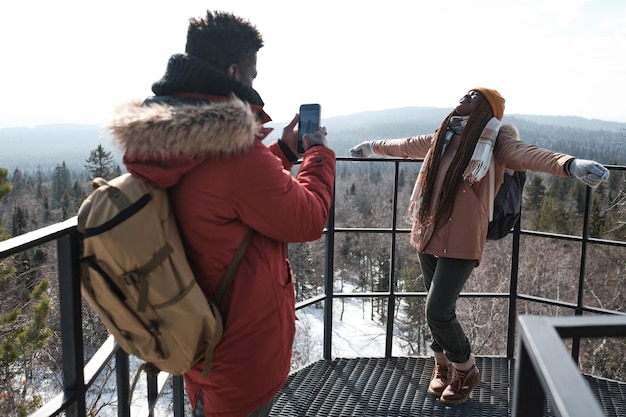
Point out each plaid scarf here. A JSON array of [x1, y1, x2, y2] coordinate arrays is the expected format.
[[462, 117, 502, 183]]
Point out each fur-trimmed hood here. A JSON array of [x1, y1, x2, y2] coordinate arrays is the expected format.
[[109, 97, 260, 160], [498, 123, 519, 141]]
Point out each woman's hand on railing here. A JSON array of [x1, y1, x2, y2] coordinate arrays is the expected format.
[[349, 141, 375, 158]]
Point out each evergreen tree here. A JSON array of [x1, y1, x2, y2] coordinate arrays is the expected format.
[[0, 168, 14, 276], [588, 196, 605, 237], [0, 168, 12, 203], [11, 206, 29, 236], [35, 168, 44, 200], [84, 144, 116, 180], [524, 175, 545, 212], [51, 162, 71, 205], [10, 168, 25, 198], [537, 196, 571, 234], [0, 169, 52, 416], [0, 280, 52, 416]]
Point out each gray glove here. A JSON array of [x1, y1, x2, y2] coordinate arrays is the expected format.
[[568, 159, 610, 187], [350, 141, 376, 158]]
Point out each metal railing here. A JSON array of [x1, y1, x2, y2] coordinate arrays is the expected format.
[[0, 160, 623, 417], [513, 314, 626, 417]]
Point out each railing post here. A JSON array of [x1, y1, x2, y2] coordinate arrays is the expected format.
[[507, 216, 522, 359], [323, 182, 336, 360], [116, 349, 130, 417], [572, 185, 593, 363], [385, 161, 401, 357], [172, 375, 186, 417], [147, 370, 158, 417], [512, 337, 547, 417], [57, 232, 86, 417]]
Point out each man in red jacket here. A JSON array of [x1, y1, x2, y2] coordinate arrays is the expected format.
[[108, 10, 336, 417]]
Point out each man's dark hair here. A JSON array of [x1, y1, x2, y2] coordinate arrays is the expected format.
[[185, 10, 264, 73]]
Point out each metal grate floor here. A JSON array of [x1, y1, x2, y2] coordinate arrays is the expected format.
[[270, 356, 626, 417]]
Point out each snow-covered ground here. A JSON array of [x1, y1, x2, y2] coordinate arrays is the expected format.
[[293, 281, 408, 367]]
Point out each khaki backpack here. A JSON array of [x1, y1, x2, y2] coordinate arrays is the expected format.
[[77, 173, 250, 379]]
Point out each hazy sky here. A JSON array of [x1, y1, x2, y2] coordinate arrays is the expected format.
[[1, 0, 625, 128]]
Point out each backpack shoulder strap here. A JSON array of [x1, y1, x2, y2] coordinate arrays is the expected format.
[[489, 159, 495, 221], [213, 229, 253, 306]]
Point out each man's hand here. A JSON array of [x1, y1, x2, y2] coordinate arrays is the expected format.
[[303, 127, 328, 151], [280, 114, 299, 154]]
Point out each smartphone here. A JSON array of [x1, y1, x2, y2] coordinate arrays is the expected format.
[[298, 103, 321, 153]]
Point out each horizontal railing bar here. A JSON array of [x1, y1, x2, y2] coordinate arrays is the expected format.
[[329, 291, 512, 299], [516, 293, 626, 316], [0, 217, 77, 259], [29, 390, 78, 417], [549, 315, 626, 338], [84, 335, 118, 387], [295, 294, 326, 310], [324, 228, 626, 247], [520, 229, 626, 248]]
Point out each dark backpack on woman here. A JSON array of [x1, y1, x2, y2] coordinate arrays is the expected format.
[[487, 169, 526, 240]]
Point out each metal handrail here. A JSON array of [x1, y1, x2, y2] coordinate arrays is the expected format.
[[513, 315, 626, 417], [0, 160, 621, 416]]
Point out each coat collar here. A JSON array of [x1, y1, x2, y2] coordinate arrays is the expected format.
[[108, 96, 262, 160]]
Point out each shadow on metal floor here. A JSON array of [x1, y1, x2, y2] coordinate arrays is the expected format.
[[270, 356, 626, 417]]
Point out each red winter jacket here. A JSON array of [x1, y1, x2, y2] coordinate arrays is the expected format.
[[108, 96, 336, 416]]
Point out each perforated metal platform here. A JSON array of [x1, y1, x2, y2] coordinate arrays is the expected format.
[[270, 356, 626, 417]]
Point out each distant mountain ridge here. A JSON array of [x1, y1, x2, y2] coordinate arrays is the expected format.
[[2, 107, 625, 172]]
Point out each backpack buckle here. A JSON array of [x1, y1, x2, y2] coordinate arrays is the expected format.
[[122, 272, 141, 286]]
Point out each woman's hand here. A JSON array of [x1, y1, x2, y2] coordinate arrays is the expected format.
[[349, 141, 375, 157]]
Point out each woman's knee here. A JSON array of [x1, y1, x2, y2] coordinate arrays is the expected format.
[[425, 302, 454, 326]]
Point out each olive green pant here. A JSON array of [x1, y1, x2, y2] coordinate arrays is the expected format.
[[418, 252, 476, 364]]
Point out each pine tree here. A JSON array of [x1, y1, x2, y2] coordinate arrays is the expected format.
[[0, 168, 12, 203], [537, 196, 571, 234], [0, 280, 52, 416], [84, 144, 116, 180], [524, 175, 545, 212], [10, 169, 25, 199], [0, 169, 14, 275], [11, 206, 29, 236], [0, 169, 51, 416], [51, 162, 71, 205]]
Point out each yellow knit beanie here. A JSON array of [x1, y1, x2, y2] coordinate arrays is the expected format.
[[472, 87, 505, 120]]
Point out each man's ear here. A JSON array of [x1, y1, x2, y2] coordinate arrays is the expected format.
[[227, 64, 239, 79]]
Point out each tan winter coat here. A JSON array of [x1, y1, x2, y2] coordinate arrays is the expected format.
[[372, 124, 574, 264]]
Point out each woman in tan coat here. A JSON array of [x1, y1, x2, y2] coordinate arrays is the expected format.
[[349, 87, 609, 405]]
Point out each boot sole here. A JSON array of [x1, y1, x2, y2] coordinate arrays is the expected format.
[[439, 383, 479, 405], [439, 396, 470, 405], [427, 388, 443, 397]]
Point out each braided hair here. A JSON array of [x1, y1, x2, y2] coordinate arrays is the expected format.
[[416, 96, 495, 229]]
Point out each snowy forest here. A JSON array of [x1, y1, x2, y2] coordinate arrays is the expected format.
[[0, 110, 625, 416]]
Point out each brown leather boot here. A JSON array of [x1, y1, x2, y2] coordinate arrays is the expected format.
[[440, 364, 480, 405], [427, 362, 453, 397]]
